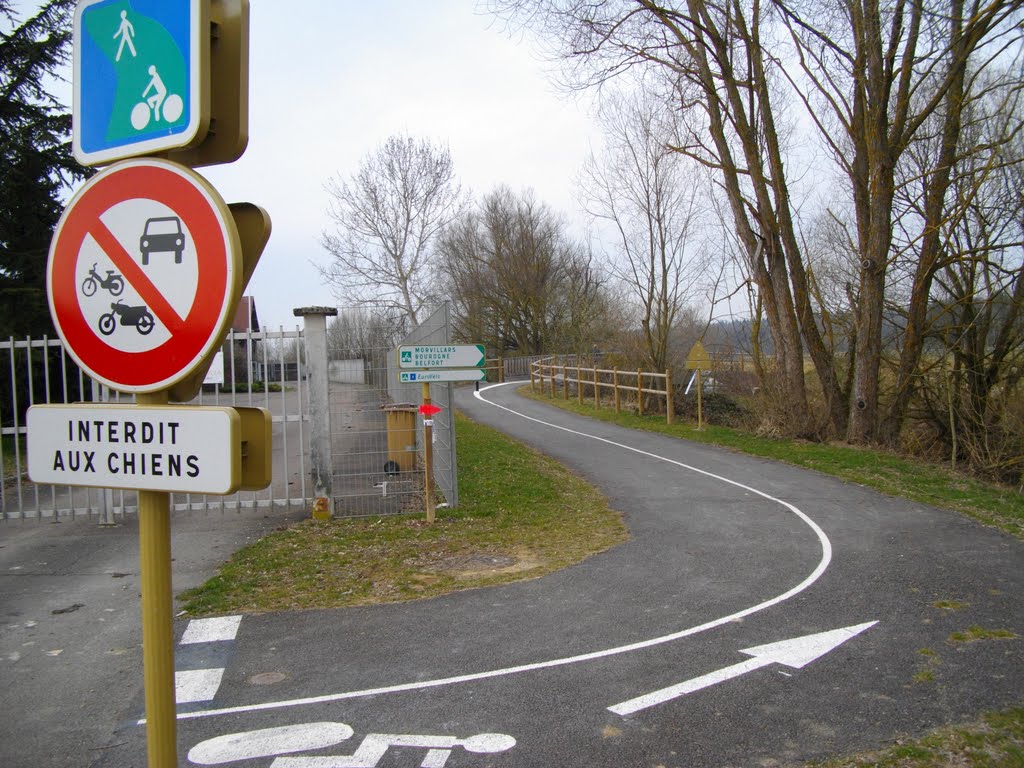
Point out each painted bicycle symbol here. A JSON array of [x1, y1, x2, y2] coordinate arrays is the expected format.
[[81, 262, 125, 297], [187, 722, 516, 767], [99, 300, 154, 336]]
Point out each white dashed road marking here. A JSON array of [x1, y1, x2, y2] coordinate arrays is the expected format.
[[180, 616, 243, 645], [173, 615, 241, 705]]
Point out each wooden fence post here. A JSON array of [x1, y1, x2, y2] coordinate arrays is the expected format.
[[637, 369, 644, 416], [498, 357, 504, 383], [549, 364, 556, 397], [562, 365, 568, 399], [665, 369, 674, 425], [578, 366, 583, 404], [530, 363, 535, 391], [613, 367, 620, 413], [593, 366, 599, 408]]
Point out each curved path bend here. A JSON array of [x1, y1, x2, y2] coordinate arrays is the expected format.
[[94, 384, 1024, 767]]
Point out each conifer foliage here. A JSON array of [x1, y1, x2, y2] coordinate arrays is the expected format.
[[0, 0, 85, 337]]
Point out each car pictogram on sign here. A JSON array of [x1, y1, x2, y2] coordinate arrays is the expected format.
[[140, 216, 185, 264]]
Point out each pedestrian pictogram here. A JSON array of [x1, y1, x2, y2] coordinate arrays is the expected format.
[[113, 9, 136, 61], [47, 158, 241, 393], [74, 0, 207, 165]]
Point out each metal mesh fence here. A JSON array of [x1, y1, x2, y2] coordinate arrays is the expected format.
[[1, 327, 314, 521], [327, 304, 458, 517]]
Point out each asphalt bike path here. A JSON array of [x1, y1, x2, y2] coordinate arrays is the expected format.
[[89, 382, 1023, 767]]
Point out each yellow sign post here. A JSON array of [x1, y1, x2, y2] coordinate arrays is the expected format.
[[420, 383, 440, 525], [48, 3, 263, 766], [686, 341, 713, 431], [135, 391, 177, 768]]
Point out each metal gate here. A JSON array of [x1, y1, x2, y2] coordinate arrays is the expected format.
[[1, 328, 314, 521]]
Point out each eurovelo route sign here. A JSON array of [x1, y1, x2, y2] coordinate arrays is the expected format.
[[74, 0, 208, 166], [398, 344, 485, 369], [47, 157, 240, 393], [399, 369, 486, 384]]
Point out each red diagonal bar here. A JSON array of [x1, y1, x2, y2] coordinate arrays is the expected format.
[[88, 219, 186, 335]]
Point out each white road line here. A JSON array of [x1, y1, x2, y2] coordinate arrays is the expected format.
[[608, 621, 879, 715], [180, 615, 242, 645], [175, 382, 832, 721], [609, 657, 770, 716], [176, 668, 226, 703]]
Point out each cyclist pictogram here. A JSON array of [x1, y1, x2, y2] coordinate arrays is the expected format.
[[187, 722, 517, 767], [131, 65, 185, 132]]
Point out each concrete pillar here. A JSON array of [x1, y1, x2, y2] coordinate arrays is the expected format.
[[294, 306, 337, 519]]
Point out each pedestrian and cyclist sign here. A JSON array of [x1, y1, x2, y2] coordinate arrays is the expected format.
[[73, 0, 208, 165], [47, 158, 240, 393]]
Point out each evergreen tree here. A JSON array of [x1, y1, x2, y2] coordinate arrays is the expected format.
[[0, 0, 84, 338]]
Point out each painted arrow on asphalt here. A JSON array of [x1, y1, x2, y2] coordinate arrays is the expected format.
[[608, 621, 878, 716]]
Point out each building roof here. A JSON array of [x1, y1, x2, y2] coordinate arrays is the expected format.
[[231, 296, 259, 333]]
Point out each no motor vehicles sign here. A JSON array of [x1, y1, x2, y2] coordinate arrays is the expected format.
[[47, 158, 241, 393]]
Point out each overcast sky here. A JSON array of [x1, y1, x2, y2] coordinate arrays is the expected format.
[[19, 1, 601, 330]]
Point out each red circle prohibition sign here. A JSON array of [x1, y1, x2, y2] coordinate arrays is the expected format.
[[47, 158, 240, 393]]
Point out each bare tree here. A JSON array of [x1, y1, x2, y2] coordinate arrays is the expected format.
[[320, 134, 467, 326], [491, 0, 1024, 445], [327, 307, 405, 358], [776, 0, 1023, 442], [579, 91, 711, 371], [436, 186, 613, 354], [911, 78, 1024, 479]]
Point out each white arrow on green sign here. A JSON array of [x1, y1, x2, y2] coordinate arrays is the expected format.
[[398, 344, 485, 369], [399, 369, 486, 383]]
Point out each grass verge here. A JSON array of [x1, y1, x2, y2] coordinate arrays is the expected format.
[[520, 388, 1024, 541], [807, 707, 1024, 767], [177, 412, 628, 616]]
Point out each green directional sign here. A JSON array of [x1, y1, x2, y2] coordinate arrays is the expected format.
[[398, 344, 485, 369]]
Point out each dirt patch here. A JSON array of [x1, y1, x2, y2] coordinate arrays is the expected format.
[[422, 549, 546, 580]]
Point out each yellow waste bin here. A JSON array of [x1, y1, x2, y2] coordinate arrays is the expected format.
[[383, 405, 418, 473]]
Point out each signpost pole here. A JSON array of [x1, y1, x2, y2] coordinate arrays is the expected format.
[[136, 391, 178, 768], [696, 367, 704, 431], [421, 382, 435, 525], [666, 368, 674, 425]]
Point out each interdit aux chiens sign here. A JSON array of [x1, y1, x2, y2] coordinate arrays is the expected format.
[[398, 344, 485, 369]]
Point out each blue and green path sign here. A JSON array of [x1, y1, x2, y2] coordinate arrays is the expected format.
[[398, 344, 486, 369], [73, 0, 208, 165]]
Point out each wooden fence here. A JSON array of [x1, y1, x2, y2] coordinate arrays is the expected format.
[[529, 359, 674, 425], [483, 358, 505, 383]]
